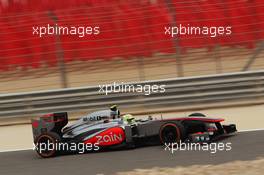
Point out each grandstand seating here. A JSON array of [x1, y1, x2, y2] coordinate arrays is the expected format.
[[0, 0, 263, 71]]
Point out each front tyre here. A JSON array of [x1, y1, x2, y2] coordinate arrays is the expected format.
[[159, 123, 186, 145]]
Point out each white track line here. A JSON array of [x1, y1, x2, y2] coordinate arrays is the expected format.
[[239, 128, 264, 132], [0, 128, 264, 153], [0, 148, 32, 153]]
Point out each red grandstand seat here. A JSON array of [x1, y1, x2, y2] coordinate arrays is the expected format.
[[110, 7, 129, 58], [0, 20, 9, 71], [224, 0, 256, 48], [57, 10, 82, 62], [147, 4, 175, 54], [254, 0, 264, 40], [3, 20, 27, 68], [77, 7, 100, 60], [172, 1, 204, 52], [119, 4, 148, 57], [37, 15, 57, 67], [199, 0, 221, 50]]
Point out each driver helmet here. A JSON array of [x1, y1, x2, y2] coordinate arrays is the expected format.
[[110, 105, 120, 119], [122, 114, 135, 124]]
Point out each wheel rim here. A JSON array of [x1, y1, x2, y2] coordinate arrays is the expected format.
[[161, 124, 180, 144], [36, 135, 56, 157]]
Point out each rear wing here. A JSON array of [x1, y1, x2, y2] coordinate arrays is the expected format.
[[31, 112, 68, 142]]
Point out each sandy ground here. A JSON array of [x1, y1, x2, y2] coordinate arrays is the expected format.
[[116, 158, 264, 175], [1, 46, 264, 94], [0, 104, 263, 151]]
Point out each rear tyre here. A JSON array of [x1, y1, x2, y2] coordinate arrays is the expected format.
[[35, 132, 61, 158], [159, 123, 186, 145]]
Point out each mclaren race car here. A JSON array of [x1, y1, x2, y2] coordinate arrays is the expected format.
[[31, 110, 237, 158]]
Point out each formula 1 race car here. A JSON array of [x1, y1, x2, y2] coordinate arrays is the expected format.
[[31, 110, 237, 158]]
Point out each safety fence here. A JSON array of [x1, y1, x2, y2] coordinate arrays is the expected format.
[[0, 70, 263, 119]]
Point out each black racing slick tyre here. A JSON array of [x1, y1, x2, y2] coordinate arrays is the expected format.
[[35, 132, 61, 158], [159, 122, 186, 145]]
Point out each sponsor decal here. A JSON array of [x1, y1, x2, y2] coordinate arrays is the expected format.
[[84, 127, 125, 146], [96, 132, 123, 144]]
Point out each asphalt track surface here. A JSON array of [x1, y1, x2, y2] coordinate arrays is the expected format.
[[0, 130, 264, 175]]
